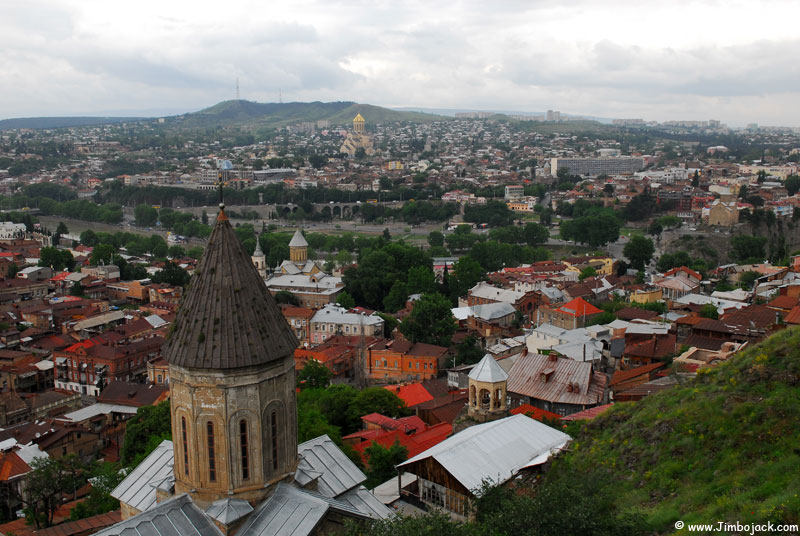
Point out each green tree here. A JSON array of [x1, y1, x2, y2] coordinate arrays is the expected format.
[[21, 455, 87, 528], [699, 303, 719, 319], [427, 231, 444, 248], [309, 154, 327, 169], [39, 246, 76, 271], [55, 221, 68, 235], [348, 388, 410, 426], [623, 234, 655, 270], [152, 261, 190, 286], [69, 462, 124, 521], [579, 266, 597, 281], [523, 222, 549, 246], [274, 290, 300, 306], [90, 243, 116, 265], [399, 293, 455, 347], [784, 175, 800, 196], [7, 262, 19, 278], [406, 266, 438, 295], [134, 204, 158, 227], [297, 359, 333, 389], [120, 401, 171, 467], [364, 440, 409, 489], [336, 291, 356, 309], [647, 221, 663, 236], [738, 270, 759, 289]]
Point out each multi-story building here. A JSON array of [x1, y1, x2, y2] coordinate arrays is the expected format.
[[309, 304, 384, 345], [367, 339, 449, 383], [550, 156, 644, 177], [504, 185, 525, 200], [280, 306, 315, 346], [54, 336, 164, 396]]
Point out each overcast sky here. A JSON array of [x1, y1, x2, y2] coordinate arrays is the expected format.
[[2, 0, 799, 126]]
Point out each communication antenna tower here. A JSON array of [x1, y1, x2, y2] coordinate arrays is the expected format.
[[279, 88, 283, 104], [236, 78, 240, 100]]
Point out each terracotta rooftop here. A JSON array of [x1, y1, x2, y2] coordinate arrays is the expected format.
[[164, 206, 298, 370]]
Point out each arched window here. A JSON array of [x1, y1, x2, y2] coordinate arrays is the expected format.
[[181, 417, 189, 477], [240, 419, 249, 481], [270, 411, 278, 471], [207, 421, 216, 482]]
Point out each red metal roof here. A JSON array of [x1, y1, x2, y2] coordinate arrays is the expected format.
[[561, 403, 615, 421], [0, 450, 31, 480], [509, 404, 561, 421], [384, 382, 434, 407], [556, 297, 603, 318], [609, 362, 665, 386]]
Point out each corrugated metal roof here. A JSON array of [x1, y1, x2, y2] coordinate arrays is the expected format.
[[205, 499, 253, 525], [398, 415, 570, 493], [296, 435, 366, 497], [235, 483, 364, 536], [468, 354, 508, 383], [110, 440, 173, 512], [337, 485, 393, 519], [93, 494, 221, 536], [506, 353, 605, 406]]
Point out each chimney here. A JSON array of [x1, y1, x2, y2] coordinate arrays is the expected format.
[[566, 383, 573, 392]]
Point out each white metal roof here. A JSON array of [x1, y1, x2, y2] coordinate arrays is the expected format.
[[398, 414, 570, 493], [111, 440, 174, 512], [59, 403, 139, 422], [468, 354, 508, 383]]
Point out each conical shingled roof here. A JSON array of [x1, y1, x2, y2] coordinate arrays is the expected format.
[[289, 229, 308, 247], [164, 208, 298, 370]]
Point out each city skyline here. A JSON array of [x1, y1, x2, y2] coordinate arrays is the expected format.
[[2, 0, 800, 126]]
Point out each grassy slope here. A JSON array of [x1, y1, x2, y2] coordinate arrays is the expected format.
[[549, 327, 800, 531], [175, 100, 443, 129]]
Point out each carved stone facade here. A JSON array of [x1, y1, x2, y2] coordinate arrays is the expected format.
[[170, 359, 298, 507]]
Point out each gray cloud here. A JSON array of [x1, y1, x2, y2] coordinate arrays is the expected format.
[[1, 1, 800, 125]]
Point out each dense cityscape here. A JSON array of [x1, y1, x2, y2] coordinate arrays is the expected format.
[[0, 102, 798, 535]]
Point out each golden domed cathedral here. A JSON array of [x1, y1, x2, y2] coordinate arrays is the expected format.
[[103, 203, 390, 536], [340, 113, 374, 157]]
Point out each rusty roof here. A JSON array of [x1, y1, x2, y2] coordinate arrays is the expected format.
[[506, 353, 606, 406], [164, 208, 298, 370]]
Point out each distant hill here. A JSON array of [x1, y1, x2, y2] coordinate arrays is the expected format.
[[171, 100, 443, 129], [0, 116, 146, 130], [546, 327, 800, 531]]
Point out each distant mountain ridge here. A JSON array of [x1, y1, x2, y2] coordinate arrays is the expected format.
[[0, 100, 444, 131], [172, 100, 443, 128], [0, 116, 146, 130]]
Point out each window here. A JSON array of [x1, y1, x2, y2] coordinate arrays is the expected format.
[[181, 418, 189, 476], [207, 421, 216, 482], [240, 420, 249, 480], [271, 412, 278, 471]]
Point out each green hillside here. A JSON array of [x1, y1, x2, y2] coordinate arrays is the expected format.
[[173, 100, 443, 129], [548, 327, 800, 532], [0, 116, 144, 130]]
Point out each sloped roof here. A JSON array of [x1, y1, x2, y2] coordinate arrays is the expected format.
[[383, 383, 434, 407], [289, 230, 308, 248], [398, 414, 570, 493], [555, 297, 602, 317], [93, 494, 220, 536], [111, 440, 174, 512], [236, 482, 367, 536], [468, 354, 508, 383], [609, 362, 665, 386], [164, 208, 298, 370], [296, 435, 366, 497], [561, 403, 615, 421], [508, 404, 561, 422]]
